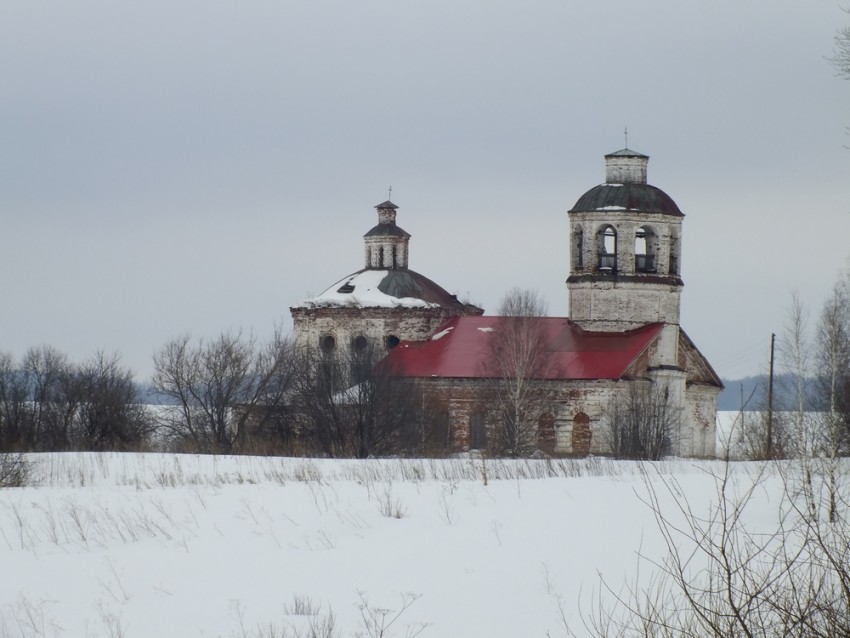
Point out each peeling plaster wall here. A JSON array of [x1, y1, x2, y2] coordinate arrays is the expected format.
[[291, 306, 453, 353], [568, 281, 682, 328], [415, 371, 717, 458], [683, 384, 721, 458]]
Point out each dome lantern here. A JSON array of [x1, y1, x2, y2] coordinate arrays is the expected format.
[[604, 148, 649, 184]]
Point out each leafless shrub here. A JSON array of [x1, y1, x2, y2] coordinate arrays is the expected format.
[[603, 379, 680, 460], [573, 460, 850, 637], [284, 595, 321, 617], [375, 484, 406, 519], [0, 452, 29, 487], [355, 591, 428, 638]]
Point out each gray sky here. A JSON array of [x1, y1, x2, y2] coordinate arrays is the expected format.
[[2, 0, 848, 382]]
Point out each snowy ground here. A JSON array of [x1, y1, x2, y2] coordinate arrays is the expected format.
[[0, 446, 787, 638]]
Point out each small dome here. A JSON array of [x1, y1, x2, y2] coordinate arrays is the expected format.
[[570, 183, 683, 216], [364, 224, 410, 239]]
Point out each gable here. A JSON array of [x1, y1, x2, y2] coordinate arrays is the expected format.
[[678, 329, 724, 388]]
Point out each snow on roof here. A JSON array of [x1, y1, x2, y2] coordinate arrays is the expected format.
[[431, 326, 454, 340], [293, 270, 438, 310]]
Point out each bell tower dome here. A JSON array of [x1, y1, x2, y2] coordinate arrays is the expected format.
[[567, 148, 685, 365]]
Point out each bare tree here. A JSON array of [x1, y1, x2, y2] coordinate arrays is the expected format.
[[20, 345, 79, 450], [832, 7, 850, 81], [0, 351, 28, 451], [293, 344, 422, 458], [778, 291, 811, 454], [485, 288, 554, 457], [603, 379, 680, 460], [76, 352, 152, 450], [152, 329, 297, 453], [813, 279, 850, 455], [0, 346, 82, 451]]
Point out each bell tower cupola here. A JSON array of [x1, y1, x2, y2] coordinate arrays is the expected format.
[[604, 148, 649, 184], [364, 200, 411, 270]]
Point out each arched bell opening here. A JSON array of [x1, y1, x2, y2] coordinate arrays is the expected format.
[[635, 225, 657, 273], [596, 225, 617, 271]]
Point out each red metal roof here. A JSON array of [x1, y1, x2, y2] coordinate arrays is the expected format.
[[380, 316, 663, 380]]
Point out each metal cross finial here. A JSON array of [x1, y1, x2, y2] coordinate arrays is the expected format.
[[624, 126, 629, 150], [388, 185, 392, 200]]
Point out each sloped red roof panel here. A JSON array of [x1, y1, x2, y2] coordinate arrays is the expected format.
[[380, 316, 663, 380]]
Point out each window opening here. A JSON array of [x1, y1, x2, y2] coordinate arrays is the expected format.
[[635, 226, 656, 272], [320, 334, 336, 353], [573, 227, 584, 269], [598, 226, 617, 270], [470, 412, 487, 450], [571, 412, 591, 456]]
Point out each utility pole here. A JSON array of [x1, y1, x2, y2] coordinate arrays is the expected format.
[[767, 332, 776, 459]]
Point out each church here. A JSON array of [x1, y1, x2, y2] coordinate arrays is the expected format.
[[291, 148, 722, 457]]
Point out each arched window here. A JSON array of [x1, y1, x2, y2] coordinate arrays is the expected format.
[[424, 407, 451, 457], [320, 334, 336, 353], [385, 335, 400, 349], [470, 412, 487, 450], [537, 412, 556, 455], [635, 225, 656, 273], [378, 246, 385, 268], [597, 225, 617, 270], [571, 412, 591, 456]]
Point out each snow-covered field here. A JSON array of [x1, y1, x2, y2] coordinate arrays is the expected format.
[[0, 448, 786, 638]]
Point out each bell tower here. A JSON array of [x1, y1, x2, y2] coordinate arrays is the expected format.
[[567, 148, 685, 366]]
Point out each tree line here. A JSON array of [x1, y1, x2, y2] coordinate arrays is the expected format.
[[0, 330, 446, 458], [0, 346, 150, 452]]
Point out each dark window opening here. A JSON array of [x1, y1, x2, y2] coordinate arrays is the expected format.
[[470, 412, 487, 450], [352, 335, 368, 352], [385, 335, 400, 349], [635, 226, 656, 273], [572, 412, 591, 456], [337, 282, 355, 294], [597, 225, 617, 271], [320, 334, 336, 352], [538, 412, 556, 455], [573, 228, 584, 270]]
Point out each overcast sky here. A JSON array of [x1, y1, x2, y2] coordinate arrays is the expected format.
[[1, 0, 848, 382]]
